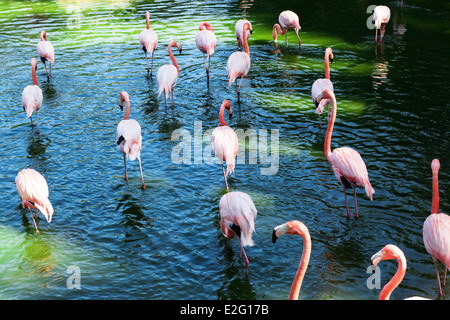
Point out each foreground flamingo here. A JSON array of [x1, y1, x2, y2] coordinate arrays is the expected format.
[[36, 30, 55, 78], [423, 159, 450, 296], [235, 19, 252, 50], [316, 89, 374, 218], [227, 22, 251, 102], [21, 58, 43, 132], [16, 168, 53, 233], [157, 40, 182, 107], [196, 22, 217, 82], [219, 191, 257, 273], [117, 91, 145, 189], [272, 220, 311, 300], [211, 100, 238, 190], [373, 5, 391, 43], [139, 11, 158, 76], [311, 47, 334, 126], [371, 244, 430, 300], [272, 10, 302, 48]]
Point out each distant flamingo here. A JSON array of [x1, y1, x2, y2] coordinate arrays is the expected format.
[[373, 5, 391, 43], [227, 22, 251, 102], [196, 22, 217, 82], [423, 159, 450, 296], [16, 168, 53, 233], [36, 30, 55, 78], [235, 19, 252, 50], [117, 91, 145, 189], [272, 220, 311, 300], [316, 89, 374, 218], [211, 100, 238, 190], [311, 47, 334, 126], [21, 58, 43, 132], [139, 11, 158, 76], [219, 191, 257, 272], [157, 40, 182, 107], [272, 10, 302, 48]]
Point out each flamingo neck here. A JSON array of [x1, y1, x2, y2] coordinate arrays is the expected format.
[[325, 52, 331, 80], [169, 44, 179, 75], [243, 25, 250, 55], [324, 91, 336, 161], [200, 22, 213, 31], [431, 168, 439, 214], [146, 12, 150, 29], [289, 227, 311, 300], [31, 63, 38, 86], [379, 254, 406, 300], [272, 24, 285, 41], [219, 102, 230, 126], [40, 31, 46, 41]]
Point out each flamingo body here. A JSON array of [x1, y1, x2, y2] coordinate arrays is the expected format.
[[196, 22, 217, 81], [311, 47, 334, 126], [139, 12, 158, 75], [273, 10, 301, 47], [219, 191, 257, 271], [16, 168, 53, 232], [36, 30, 55, 77], [21, 58, 43, 131], [157, 40, 182, 107], [373, 6, 391, 42], [235, 19, 252, 49]]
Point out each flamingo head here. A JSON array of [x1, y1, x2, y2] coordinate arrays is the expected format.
[[431, 159, 440, 173], [272, 220, 309, 244], [315, 89, 335, 106], [223, 100, 232, 120], [199, 21, 213, 32], [326, 47, 334, 63], [243, 22, 252, 36], [40, 30, 47, 41], [370, 244, 403, 266], [169, 40, 182, 54], [31, 58, 37, 71], [119, 91, 129, 111]]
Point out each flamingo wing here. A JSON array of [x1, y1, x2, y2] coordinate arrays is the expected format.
[[235, 19, 252, 48], [36, 41, 55, 64], [373, 6, 391, 29], [226, 52, 251, 87], [196, 29, 217, 57], [139, 29, 158, 53], [212, 126, 238, 176], [156, 64, 178, 99], [21, 85, 43, 117], [311, 79, 333, 114], [279, 10, 300, 29], [219, 191, 257, 246], [423, 213, 450, 269], [117, 119, 142, 161]]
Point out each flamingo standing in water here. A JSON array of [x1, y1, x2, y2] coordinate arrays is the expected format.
[[272, 10, 302, 48], [117, 91, 145, 189], [311, 47, 334, 126], [196, 22, 217, 83], [235, 19, 252, 50], [16, 168, 54, 233], [316, 89, 374, 218], [21, 58, 43, 132], [373, 5, 391, 43], [211, 100, 238, 190], [272, 220, 311, 300], [227, 22, 251, 102], [219, 191, 257, 273], [157, 40, 182, 107], [36, 30, 55, 78], [139, 11, 158, 76], [423, 159, 450, 296]]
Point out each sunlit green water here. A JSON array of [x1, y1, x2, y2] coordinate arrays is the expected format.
[[0, 0, 449, 300]]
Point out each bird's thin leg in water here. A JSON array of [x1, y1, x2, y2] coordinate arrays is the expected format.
[[138, 156, 145, 189], [341, 182, 350, 218], [433, 257, 444, 296], [145, 51, 149, 73], [49, 63, 52, 78], [150, 52, 154, 77], [29, 209, 39, 233], [353, 185, 359, 218], [36, 111, 39, 133], [235, 235, 249, 273], [221, 162, 229, 190], [123, 154, 128, 181], [171, 90, 174, 108]]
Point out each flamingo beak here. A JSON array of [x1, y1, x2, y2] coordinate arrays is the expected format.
[[119, 101, 123, 111], [272, 229, 278, 244], [330, 57, 334, 63], [370, 250, 384, 266], [178, 45, 182, 54]]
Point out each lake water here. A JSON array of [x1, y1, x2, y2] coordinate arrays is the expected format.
[[0, 0, 449, 300]]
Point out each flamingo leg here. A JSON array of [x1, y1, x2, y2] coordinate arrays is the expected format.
[[123, 154, 128, 181], [353, 185, 359, 218], [49, 63, 52, 78], [235, 235, 249, 273], [433, 257, 444, 296], [318, 114, 322, 127], [138, 156, 146, 189], [43, 61, 49, 78], [375, 29, 378, 43], [150, 52, 154, 77], [237, 76, 245, 102], [295, 29, 301, 48], [144, 50, 149, 73], [341, 182, 351, 218], [29, 208, 39, 233], [221, 162, 229, 190], [444, 267, 447, 286], [36, 111, 39, 133], [171, 90, 174, 108]]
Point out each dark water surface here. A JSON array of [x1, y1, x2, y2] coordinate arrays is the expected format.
[[0, 0, 449, 300]]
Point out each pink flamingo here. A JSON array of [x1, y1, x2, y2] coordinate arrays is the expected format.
[[196, 22, 217, 82], [311, 47, 334, 126], [21, 58, 43, 132], [219, 191, 257, 272], [211, 100, 238, 190], [373, 5, 391, 43], [423, 159, 450, 296], [272, 220, 311, 300], [157, 40, 182, 107], [117, 91, 145, 189], [16, 168, 53, 233], [371, 244, 431, 300], [139, 11, 158, 76], [36, 30, 55, 78], [235, 19, 252, 50], [227, 22, 251, 102], [272, 10, 302, 48], [316, 89, 374, 218]]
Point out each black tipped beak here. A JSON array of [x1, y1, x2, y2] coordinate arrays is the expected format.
[[330, 58, 334, 64], [250, 29, 253, 35], [119, 104, 123, 111], [272, 229, 278, 244], [229, 112, 232, 120], [117, 135, 125, 146], [230, 224, 241, 238], [315, 100, 319, 108]]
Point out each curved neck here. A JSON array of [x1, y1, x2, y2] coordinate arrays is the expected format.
[[379, 255, 406, 300], [242, 24, 250, 55], [272, 24, 285, 41], [431, 167, 439, 214], [169, 43, 179, 75], [123, 100, 130, 120], [40, 31, 46, 41], [325, 52, 331, 80], [146, 13, 150, 29], [289, 229, 311, 300], [219, 101, 230, 126], [31, 62, 38, 86], [199, 22, 213, 31], [324, 91, 336, 160]]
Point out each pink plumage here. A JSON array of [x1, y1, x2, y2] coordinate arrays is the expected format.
[[219, 191, 257, 271], [139, 11, 158, 75], [317, 89, 374, 218], [235, 19, 252, 49], [211, 100, 238, 190], [21, 58, 43, 131], [373, 5, 391, 42], [196, 22, 217, 81], [311, 47, 334, 126], [117, 91, 145, 189], [157, 40, 182, 107], [36, 30, 55, 78], [227, 22, 251, 102], [423, 159, 450, 296], [272, 10, 301, 47], [16, 168, 53, 232]]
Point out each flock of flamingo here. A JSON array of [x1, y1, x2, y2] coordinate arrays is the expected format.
[[15, 5, 449, 300]]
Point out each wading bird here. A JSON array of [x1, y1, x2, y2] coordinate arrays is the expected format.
[[36, 30, 55, 78], [196, 22, 217, 83], [311, 47, 334, 126], [373, 5, 391, 43], [21, 58, 43, 132], [272, 10, 302, 48], [157, 40, 182, 107], [139, 11, 158, 76], [235, 19, 252, 50]]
